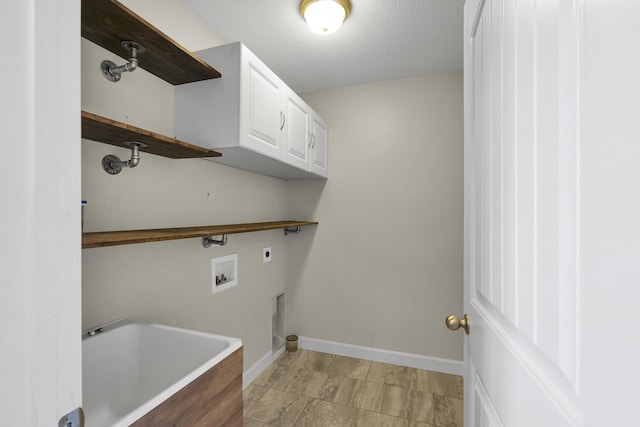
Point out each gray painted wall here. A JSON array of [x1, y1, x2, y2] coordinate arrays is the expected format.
[[289, 73, 464, 360]]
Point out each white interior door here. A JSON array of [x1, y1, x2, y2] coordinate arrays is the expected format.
[[463, 0, 582, 425], [1, 0, 82, 424], [463, 0, 640, 425], [580, 1, 640, 424]]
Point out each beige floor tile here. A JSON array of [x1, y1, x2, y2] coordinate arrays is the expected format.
[[316, 374, 344, 402], [355, 381, 386, 412], [285, 370, 330, 398], [296, 399, 358, 426], [333, 377, 366, 407], [332, 377, 385, 411], [245, 388, 311, 427], [252, 360, 280, 386], [455, 376, 464, 400], [244, 352, 462, 427], [382, 385, 435, 424], [264, 364, 306, 391], [368, 361, 415, 388], [243, 384, 268, 416], [243, 418, 267, 427], [411, 389, 435, 424], [353, 409, 410, 427], [290, 349, 336, 372], [277, 348, 329, 367], [327, 355, 371, 380], [411, 369, 431, 392], [433, 394, 463, 427], [381, 385, 412, 419], [275, 349, 300, 367], [409, 421, 437, 427], [429, 372, 459, 399]]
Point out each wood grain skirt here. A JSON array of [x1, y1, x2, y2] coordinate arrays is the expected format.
[[131, 347, 243, 427]]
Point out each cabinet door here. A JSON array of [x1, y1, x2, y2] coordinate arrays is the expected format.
[[310, 112, 328, 177], [241, 52, 284, 160], [283, 90, 311, 170]]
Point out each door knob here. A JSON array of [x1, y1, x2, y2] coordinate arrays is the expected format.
[[445, 314, 470, 335]]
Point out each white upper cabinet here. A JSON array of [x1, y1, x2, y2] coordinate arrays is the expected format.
[[242, 51, 284, 160], [283, 89, 311, 170], [175, 42, 328, 180], [309, 111, 328, 177]]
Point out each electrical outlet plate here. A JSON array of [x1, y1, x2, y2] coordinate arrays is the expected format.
[[263, 247, 272, 263]]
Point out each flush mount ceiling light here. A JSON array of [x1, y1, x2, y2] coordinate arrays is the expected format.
[[300, 0, 352, 35]]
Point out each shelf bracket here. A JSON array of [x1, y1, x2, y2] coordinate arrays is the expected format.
[[102, 141, 146, 175], [101, 41, 146, 83], [284, 226, 301, 236], [202, 234, 228, 247]]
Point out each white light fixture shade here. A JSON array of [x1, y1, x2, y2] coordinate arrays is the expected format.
[[301, 0, 352, 35]]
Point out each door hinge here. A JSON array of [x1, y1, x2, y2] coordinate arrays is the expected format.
[[58, 407, 84, 427]]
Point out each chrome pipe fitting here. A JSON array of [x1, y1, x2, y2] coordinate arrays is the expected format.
[[100, 41, 146, 83], [101, 142, 146, 175]]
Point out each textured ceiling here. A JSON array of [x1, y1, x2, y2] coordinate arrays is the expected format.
[[182, 0, 464, 93]]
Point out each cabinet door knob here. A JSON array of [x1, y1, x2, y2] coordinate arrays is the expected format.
[[280, 112, 286, 130]]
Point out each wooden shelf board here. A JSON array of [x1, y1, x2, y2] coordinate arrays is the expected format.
[[83, 221, 318, 249], [82, 111, 221, 159], [81, 0, 221, 85]]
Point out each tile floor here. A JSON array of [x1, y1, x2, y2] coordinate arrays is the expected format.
[[243, 349, 463, 427]]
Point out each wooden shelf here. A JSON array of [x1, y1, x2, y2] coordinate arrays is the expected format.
[[82, 111, 221, 159], [82, 221, 318, 249], [81, 0, 221, 85]]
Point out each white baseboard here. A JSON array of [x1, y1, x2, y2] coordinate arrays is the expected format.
[[243, 346, 285, 390], [299, 336, 464, 376], [243, 338, 463, 389]]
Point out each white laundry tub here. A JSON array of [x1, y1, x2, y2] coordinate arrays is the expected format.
[[82, 319, 242, 426]]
